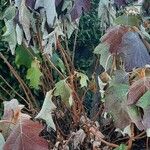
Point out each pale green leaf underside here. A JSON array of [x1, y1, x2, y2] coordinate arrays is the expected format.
[[36, 90, 56, 130]]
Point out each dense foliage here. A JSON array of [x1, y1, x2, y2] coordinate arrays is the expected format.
[[0, 0, 150, 150]]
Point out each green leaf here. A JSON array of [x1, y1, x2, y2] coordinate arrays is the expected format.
[[114, 144, 127, 150], [105, 84, 131, 129], [51, 53, 66, 74], [35, 90, 56, 130], [114, 14, 141, 27], [98, 0, 116, 29], [26, 59, 43, 89], [2, 5, 17, 54], [127, 105, 144, 130], [94, 43, 109, 54], [2, 20, 17, 55], [108, 84, 129, 102], [0, 133, 5, 150], [16, 24, 23, 45], [3, 5, 16, 20], [94, 43, 112, 70], [54, 80, 72, 107], [136, 90, 150, 109], [77, 72, 89, 88], [15, 45, 33, 68], [19, 0, 31, 42], [135, 90, 150, 130]]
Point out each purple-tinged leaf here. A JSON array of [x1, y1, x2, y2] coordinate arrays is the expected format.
[[101, 26, 150, 71], [55, 0, 63, 7], [26, 0, 36, 9], [70, 0, 91, 21], [114, 0, 127, 8], [120, 32, 150, 71]]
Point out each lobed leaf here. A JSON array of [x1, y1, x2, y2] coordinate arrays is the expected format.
[[26, 59, 43, 89], [3, 119, 48, 150], [100, 26, 150, 71], [101, 25, 129, 54], [36, 90, 56, 130]]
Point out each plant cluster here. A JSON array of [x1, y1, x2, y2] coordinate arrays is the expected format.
[[0, 0, 150, 150]]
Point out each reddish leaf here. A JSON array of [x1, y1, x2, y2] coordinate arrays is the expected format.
[[70, 0, 91, 21], [0, 99, 26, 139], [128, 77, 150, 105], [3, 119, 48, 150], [101, 26, 150, 71], [101, 25, 129, 54]]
